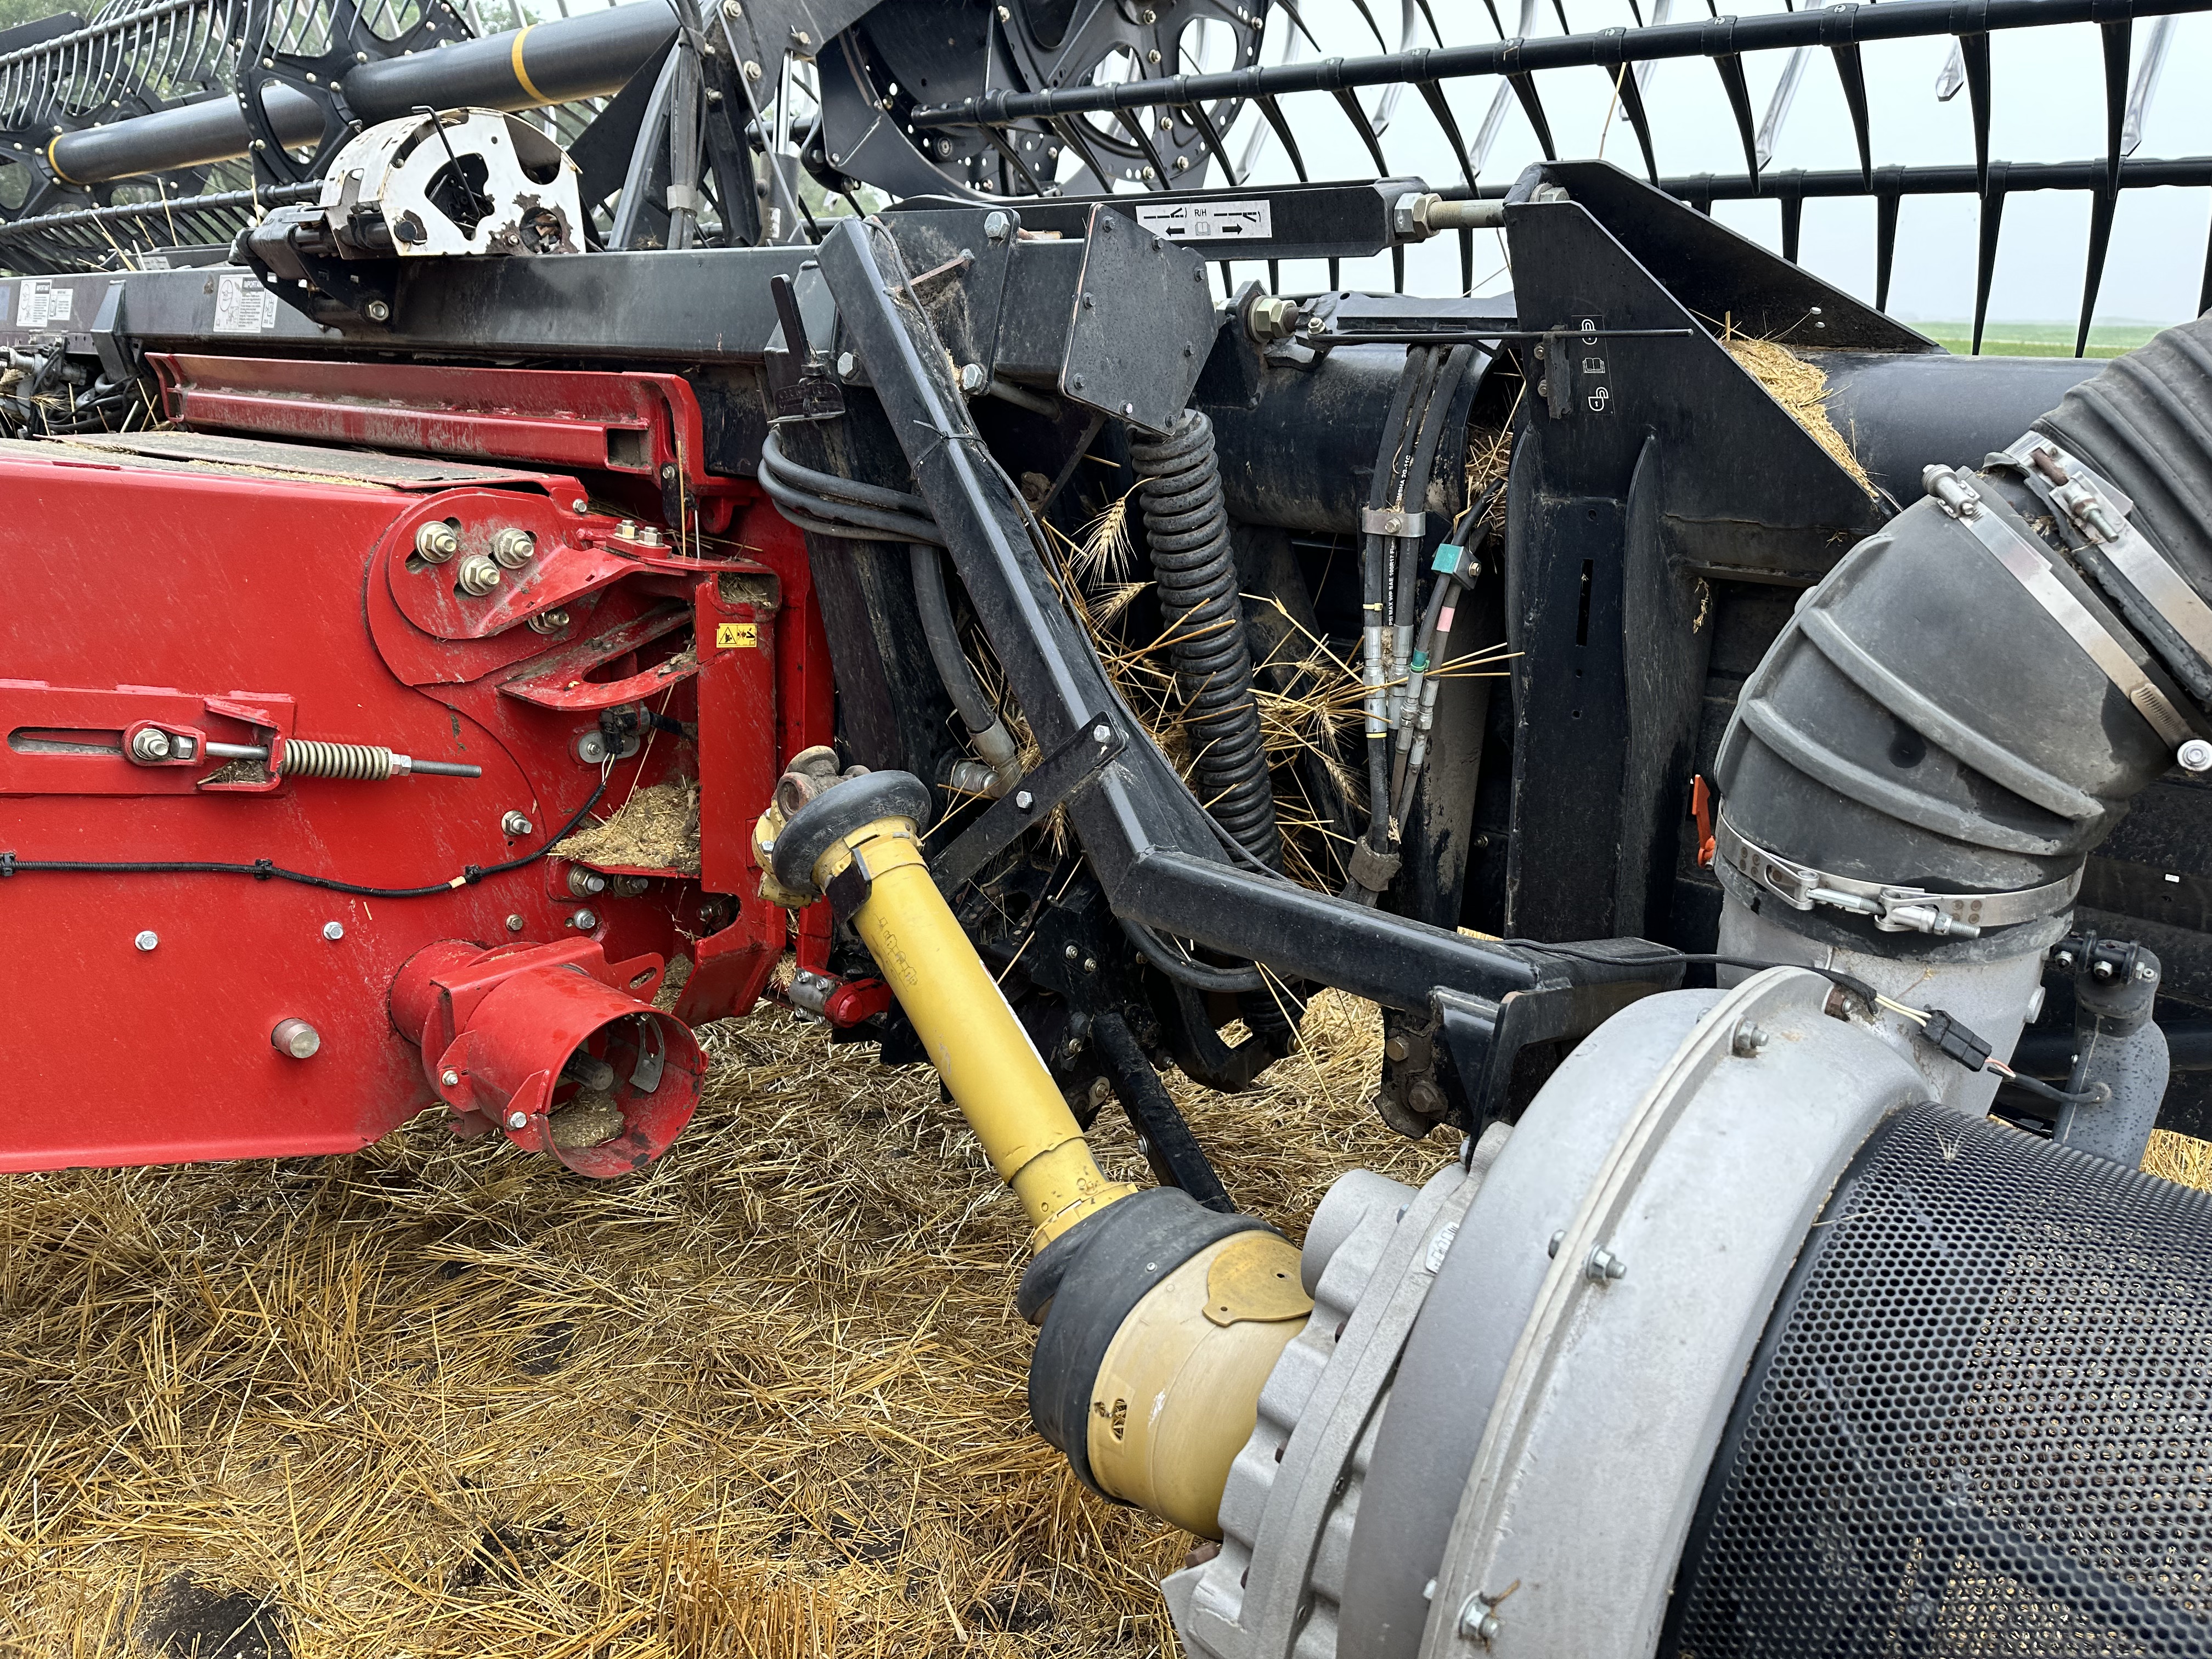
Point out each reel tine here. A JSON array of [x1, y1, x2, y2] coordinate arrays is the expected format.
[[1972, 174, 2006, 357], [1959, 31, 1992, 198], [1829, 40, 1872, 188], [1713, 52, 1758, 179], [1875, 188, 1900, 314], [1255, 94, 1308, 182], [2078, 185, 2118, 360], [1331, 87, 1393, 176], [2100, 19, 2129, 196], [1612, 39, 1660, 184]]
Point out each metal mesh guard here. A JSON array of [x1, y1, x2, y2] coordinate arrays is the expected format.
[[1663, 1101, 2212, 1658]]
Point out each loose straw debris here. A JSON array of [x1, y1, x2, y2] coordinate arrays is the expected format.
[[1724, 330, 1876, 496], [0, 990, 1432, 1656]]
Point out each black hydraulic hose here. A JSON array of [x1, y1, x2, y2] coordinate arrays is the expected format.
[[910, 543, 997, 738], [758, 430, 944, 544], [1128, 409, 1282, 869], [1391, 345, 1475, 668], [1117, 915, 1266, 993]]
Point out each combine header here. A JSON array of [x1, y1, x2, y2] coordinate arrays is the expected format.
[[7, 0, 2212, 1651]]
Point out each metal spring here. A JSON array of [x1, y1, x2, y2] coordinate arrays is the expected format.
[[1129, 408, 1282, 870], [281, 738, 394, 780]]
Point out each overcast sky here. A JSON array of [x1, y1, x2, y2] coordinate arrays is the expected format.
[[1190, 2, 2209, 324]]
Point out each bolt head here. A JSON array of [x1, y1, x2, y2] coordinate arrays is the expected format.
[[1064, 944, 1080, 960], [836, 351, 856, 378], [501, 810, 534, 838], [1014, 789, 1035, 810], [506, 1111, 528, 1131], [2093, 960, 2117, 981], [984, 208, 1012, 241], [1092, 723, 1113, 744], [272, 1019, 321, 1059], [958, 362, 990, 394], [572, 498, 589, 513], [2180, 738, 2212, 773], [133, 930, 159, 952], [321, 921, 345, 941], [364, 299, 391, 323], [570, 910, 599, 930], [506, 914, 526, 933], [441, 1068, 461, 1087]]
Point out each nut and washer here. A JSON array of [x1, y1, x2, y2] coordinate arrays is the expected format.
[[441, 1068, 461, 1087], [1730, 1019, 1769, 1058], [1585, 1246, 1628, 1282], [506, 1111, 529, 1130], [490, 527, 538, 568], [270, 1018, 322, 1059], [527, 608, 571, 635], [133, 929, 159, 952], [364, 299, 392, 323], [128, 727, 173, 763], [501, 811, 534, 838], [321, 920, 345, 941], [414, 521, 460, 563], [574, 730, 612, 764], [567, 868, 608, 896], [456, 553, 503, 596], [569, 909, 600, 930], [1457, 1594, 1502, 1643]]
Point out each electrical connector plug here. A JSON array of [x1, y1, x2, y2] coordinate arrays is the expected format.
[[1918, 1009, 1993, 1073]]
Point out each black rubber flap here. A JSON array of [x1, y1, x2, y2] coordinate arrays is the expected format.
[[1023, 1186, 1269, 1493]]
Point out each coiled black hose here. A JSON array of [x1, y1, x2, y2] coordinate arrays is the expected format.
[[1128, 409, 1282, 870]]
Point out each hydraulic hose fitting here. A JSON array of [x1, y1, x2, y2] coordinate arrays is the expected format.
[[761, 767, 1136, 1248]]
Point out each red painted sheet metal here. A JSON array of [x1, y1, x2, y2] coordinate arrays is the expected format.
[[149, 355, 729, 491]]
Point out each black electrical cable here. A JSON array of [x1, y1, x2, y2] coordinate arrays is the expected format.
[[1116, 915, 1267, 993], [0, 775, 610, 898]]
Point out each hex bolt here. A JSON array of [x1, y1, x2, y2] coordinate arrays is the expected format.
[[1014, 789, 1035, 810], [2093, 958, 2118, 982], [270, 1018, 321, 1059], [505, 914, 526, 932], [614, 519, 639, 540], [134, 929, 159, 952], [2179, 738, 2212, 773], [575, 731, 611, 765], [836, 351, 856, 378], [501, 810, 534, 838], [321, 921, 345, 941], [490, 527, 537, 568], [1082, 957, 1098, 974], [983, 209, 1013, 241], [958, 362, 990, 395], [567, 867, 608, 897], [569, 909, 599, 930], [441, 1068, 461, 1087], [1457, 1594, 1502, 1643], [1585, 1247, 1628, 1282], [527, 608, 570, 635], [364, 299, 391, 323], [456, 553, 503, 596], [506, 1111, 528, 1130], [1731, 1019, 1769, 1058], [414, 521, 460, 562], [1064, 944, 1080, 961], [129, 727, 173, 763], [1092, 723, 1113, 743]]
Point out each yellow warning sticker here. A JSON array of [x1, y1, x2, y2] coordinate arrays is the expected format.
[[716, 622, 759, 649]]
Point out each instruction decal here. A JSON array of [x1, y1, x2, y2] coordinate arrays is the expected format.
[[1133, 199, 1273, 241], [212, 273, 280, 335]]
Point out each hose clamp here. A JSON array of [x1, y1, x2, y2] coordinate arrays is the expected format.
[[1713, 814, 2081, 938], [1362, 505, 1426, 538], [1926, 465, 2197, 749], [2001, 432, 2212, 673]]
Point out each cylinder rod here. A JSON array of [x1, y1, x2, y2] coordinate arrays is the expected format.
[[45, 0, 675, 189]]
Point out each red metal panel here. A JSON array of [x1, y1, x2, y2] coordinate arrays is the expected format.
[[0, 448, 697, 1171], [148, 356, 730, 491]]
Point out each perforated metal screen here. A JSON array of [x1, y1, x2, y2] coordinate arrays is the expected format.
[[1662, 1101, 2212, 1658]]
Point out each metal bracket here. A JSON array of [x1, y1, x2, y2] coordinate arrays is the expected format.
[[934, 712, 1127, 894], [1361, 505, 1427, 537]]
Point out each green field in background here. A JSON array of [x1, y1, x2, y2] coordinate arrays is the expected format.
[[1914, 321, 2169, 359]]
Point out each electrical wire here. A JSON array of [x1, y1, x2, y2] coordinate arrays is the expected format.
[[1116, 915, 1266, 993], [0, 775, 610, 899]]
